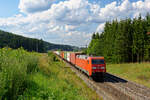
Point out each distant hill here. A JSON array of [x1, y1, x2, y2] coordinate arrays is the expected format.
[[0, 30, 78, 52]]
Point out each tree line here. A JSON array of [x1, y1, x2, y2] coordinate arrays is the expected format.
[[0, 30, 75, 52], [87, 14, 150, 63], [0, 30, 45, 52]]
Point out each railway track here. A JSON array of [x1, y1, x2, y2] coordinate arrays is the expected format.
[[57, 55, 150, 100], [105, 73, 150, 100]]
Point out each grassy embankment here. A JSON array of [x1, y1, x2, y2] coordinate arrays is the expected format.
[[107, 63, 150, 88], [0, 48, 99, 100]]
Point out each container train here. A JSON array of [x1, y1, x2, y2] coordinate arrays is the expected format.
[[54, 51, 106, 80]]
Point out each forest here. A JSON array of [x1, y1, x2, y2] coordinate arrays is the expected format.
[[0, 30, 76, 52], [87, 14, 150, 63]]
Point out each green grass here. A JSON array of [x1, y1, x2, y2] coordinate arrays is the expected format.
[[0, 48, 99, 100], [107, 63, 150, 88], [19, 53, 99, 100]]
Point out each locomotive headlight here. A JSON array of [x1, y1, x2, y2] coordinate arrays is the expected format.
[[92, 67, 96, 69], [100, 67, 105, 69]]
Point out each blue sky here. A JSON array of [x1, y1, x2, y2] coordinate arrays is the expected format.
[[0, 0, 20, 17], [0, 0, 149, 47]]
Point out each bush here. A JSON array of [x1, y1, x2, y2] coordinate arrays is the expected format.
[[48, 51, 59, 62], [0, 48, 39, 100]]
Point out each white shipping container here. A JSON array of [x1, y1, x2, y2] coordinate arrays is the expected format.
[[56, 51, 59, 55], [67, 52, 70, 61]]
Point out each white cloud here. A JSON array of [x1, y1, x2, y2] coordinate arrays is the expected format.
[[18, 0, 57, 13], [65, 25, 77, 32], [48, 0, 91, 24], [132, 0, 150, 18], [1, 0, 150, 47], [63, 31, 92, 47], [96, 23, 105, 33]]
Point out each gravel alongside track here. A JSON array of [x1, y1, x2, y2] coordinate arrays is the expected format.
[[105, 73, 150, 100], [57, 54, 150, 100]]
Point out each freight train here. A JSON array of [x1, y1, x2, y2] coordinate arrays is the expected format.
[[54, 51, 106, 80]]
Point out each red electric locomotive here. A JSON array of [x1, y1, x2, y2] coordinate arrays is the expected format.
[[75, 54, 106, 79]]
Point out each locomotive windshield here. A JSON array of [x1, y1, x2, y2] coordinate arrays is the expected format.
[[92, 59, 104, 64]]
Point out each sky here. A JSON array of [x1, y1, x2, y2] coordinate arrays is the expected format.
[[0, 0, 150, 47]]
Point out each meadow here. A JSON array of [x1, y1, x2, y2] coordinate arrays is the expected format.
[[107, 63, 150, 88], [0, 48, 99, 100]]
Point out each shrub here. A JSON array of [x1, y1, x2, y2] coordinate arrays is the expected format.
[[0, 48, 39, 100], [48, 51, 58, 62]]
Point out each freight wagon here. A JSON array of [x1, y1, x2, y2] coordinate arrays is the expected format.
[[54, 51, 106, 80]]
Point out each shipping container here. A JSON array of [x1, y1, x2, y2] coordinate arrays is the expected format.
[[55, 51, 60, 55], [70, 52, 81, 65], [58, 51, 61, 56], [67, 52, 70, 61], [60, 51, 64, 59], [64, 52, 67, 60]]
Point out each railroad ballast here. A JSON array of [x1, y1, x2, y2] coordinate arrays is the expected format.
[[54, 51, 106, 79]]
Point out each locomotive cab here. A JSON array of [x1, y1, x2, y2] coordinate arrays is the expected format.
[[90, 57, 106, 80]]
